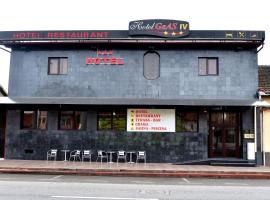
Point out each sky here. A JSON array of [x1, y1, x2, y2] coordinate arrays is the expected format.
[[0, 0, 269, 92]]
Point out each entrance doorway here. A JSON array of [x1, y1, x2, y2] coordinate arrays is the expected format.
[[209, 111, 241, 158]]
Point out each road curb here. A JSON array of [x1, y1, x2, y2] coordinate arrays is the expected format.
[[1, 167, 270, 179]]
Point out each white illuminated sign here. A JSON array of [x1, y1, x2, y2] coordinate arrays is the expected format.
[[127, 109, 175, 132]]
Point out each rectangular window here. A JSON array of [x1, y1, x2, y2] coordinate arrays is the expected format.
[[98, 111, 112, 130], [48, 57, 68, 75], [176, 111, 198, 132], [112, 111, 126, 131], [21, 110, 47, 129], [59, 111, 87, 130], [198, 57, 218, 76], [22, 111, 35, 129], [37, 111, 48, 130], [98, 110, 126, 131]]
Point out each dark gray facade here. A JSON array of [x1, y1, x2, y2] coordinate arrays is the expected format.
[[9, 49, 258, 100], [4, 106, 253, 162], [4, 47, 258, 162], [1, 27, 264, 163], [5, 109, 208, 162]]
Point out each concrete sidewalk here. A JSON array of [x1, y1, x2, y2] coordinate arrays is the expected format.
[[1, 159, 270, 179]]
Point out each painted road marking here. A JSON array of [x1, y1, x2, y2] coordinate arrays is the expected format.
[[224, 182, 249, 186], [51, 196, 159, 200], [85, 180, 109, 183], [40, 175, 63, 181], [182, 178, 191, 183], [180, 178, 203, 185], [50, 175, 63, 180], [130, 181, 155, 184]]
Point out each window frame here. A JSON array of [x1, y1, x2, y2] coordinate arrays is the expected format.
[[175, 110, 199, 133], [58, 110, 87, 130], [143, 51, 160, 80], [48, 57, 68, 75], [37, 111, 48, 130], [97, 109, 127, 131], [21, 110, 48, 130], [198, 57, 219, 76]]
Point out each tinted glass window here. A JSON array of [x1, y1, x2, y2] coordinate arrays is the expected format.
[[98, 110, 127, 131], [22, 111, 35, 129], [74, 111, 87, 130], [176, 111, 198, 132], [112, 111, 126, 131], [37, 111, 47, 130], [59, 111, 86, 130], [21, 110, 47, 129], [98, 112, 112, 130]]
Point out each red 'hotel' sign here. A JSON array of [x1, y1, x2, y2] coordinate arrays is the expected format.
[[85, 50, 124, 65]]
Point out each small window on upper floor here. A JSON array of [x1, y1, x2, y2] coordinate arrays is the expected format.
[[143, 51, 160, 80], [198, 57, 218, 76], [48, 57, 68, 75]]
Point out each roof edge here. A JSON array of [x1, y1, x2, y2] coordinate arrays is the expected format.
[[0, 85, 7, 96], [0, 97, 258, 106]]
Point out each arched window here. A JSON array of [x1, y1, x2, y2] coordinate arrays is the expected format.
[[143, 51, 160, 80]]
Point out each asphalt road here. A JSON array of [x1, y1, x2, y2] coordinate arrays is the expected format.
[[1, 173, 270, 200]]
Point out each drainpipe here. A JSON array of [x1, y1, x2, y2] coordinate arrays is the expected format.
[[254, 106, 257, 156], [255, 106, 263, 165], [262, 110, 265, 166]]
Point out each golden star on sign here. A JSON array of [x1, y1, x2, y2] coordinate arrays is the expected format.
[[171, 32, 176, 36], [164, 31, 168, 35], [179, 31, 183, 35]]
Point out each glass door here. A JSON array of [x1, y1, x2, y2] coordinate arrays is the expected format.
[[209, 112, 240, 158], [224, 112, 239, 157], [210, 112, 224, 157]]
